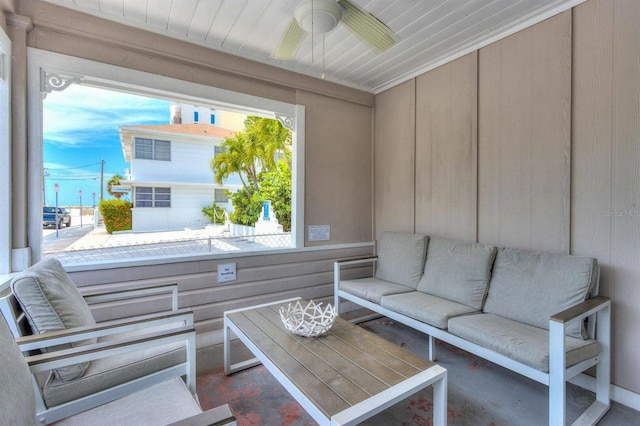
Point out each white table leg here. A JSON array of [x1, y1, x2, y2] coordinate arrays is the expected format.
[[433, 370, 448, 426]]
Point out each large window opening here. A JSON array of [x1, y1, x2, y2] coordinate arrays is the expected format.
[[0, 28, 10, 274], [30, 49, 304, 267]]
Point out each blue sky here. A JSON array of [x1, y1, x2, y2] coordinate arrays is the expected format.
[[43, 84, 170, 206]]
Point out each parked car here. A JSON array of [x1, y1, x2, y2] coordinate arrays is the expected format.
[[43, 206, 72, 228]]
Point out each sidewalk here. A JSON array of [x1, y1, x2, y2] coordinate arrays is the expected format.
[[65, 225, 228, 251]]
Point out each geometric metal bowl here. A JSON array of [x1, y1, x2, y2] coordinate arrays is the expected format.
[[279, 300, 337, 337]]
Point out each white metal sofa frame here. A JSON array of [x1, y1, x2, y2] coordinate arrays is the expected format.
[[334, 256, 611, 426], [0, 283, 200, 425]]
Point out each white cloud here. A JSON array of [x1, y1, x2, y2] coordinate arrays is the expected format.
[[43, 84, 169, 147]]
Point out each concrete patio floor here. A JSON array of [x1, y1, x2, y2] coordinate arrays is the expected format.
[[196, 316, 640, 425]]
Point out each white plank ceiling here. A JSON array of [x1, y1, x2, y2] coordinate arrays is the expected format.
[[40, 0, 586, 93]]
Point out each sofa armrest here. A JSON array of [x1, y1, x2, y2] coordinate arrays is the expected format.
[[168, 403, 237, 426], [25, 325, 195, 373], [550, 296, 611, 326], [334, 256, 378, 312], [83, 283, 179, 311], [335, 256, 378, 267], [16, 308, 194, 352]]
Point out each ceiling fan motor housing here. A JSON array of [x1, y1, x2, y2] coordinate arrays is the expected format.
[[294, 0, 343, 34]]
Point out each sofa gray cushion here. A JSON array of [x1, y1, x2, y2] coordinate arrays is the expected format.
[[416, 238, 497, 310], [0, 316, 36, 426], [10, 258, 96, 382], [381, 291, 478, 329], [483, 248, 597, 338], [448, 313, 600, 372], [340, 277, 414, 304], [375, 232, 428, 289], [43, 323, 186, 407]]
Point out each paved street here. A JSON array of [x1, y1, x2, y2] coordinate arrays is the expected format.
[[42, 215, 96, 254]]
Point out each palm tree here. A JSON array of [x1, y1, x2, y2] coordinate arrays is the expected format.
[[107, 174, 124, 199], [244, 116, 292, 169], [211, 117, 292, 188], [211, 134, 255, 187]]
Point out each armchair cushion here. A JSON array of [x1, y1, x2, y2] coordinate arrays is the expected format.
[[375, 232, 428, 288], [55, 377, 200, 426], [43, 323, 186, 407], [10, 258, 96, 382]]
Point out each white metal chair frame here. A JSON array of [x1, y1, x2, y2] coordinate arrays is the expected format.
[[0, 283, 201, 425]]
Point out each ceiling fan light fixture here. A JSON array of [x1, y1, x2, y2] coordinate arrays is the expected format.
[[294, 0, 343, 34]]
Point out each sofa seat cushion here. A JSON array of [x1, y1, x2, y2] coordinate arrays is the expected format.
[[380, 291, 478, 329], [448, 313, 600, 372], [43, 323, 186, 407], [483, 248, 598, 339], [340, 278, 414, 304], [375, 232, 428, 289], [10, 258, 96, 382], [417, 238, 497, 310]]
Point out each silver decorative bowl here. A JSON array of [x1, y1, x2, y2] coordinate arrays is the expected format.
[[279, 300, 337, 337]]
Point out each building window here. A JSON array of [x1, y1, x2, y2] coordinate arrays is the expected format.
[[210, 114, 216, 125], [194, 111, 199, 122], [135, 186, 171, 208], [214, 146, 225, 157], [135, 138, 171, 161], [214, 189, 228, 203]]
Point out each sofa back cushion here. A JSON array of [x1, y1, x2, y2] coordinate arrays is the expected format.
[[417, 238, 497, 310], [11, 258, 97, 382], [483, 247, 598, 338], [375, 232, 428, 289]]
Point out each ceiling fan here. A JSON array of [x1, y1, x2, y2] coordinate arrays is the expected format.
[[272, 0, 399, 59]]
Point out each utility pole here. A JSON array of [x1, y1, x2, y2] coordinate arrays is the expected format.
[[100, 159, 104, 201]]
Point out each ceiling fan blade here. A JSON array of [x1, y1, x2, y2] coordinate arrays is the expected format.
[[338, 0, 399, 53], [272, 18, 307, 59]]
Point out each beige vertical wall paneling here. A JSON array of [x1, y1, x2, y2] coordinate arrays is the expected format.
[[611, 0, 640, 394], [573, 0, 640, 394], [478, 11, 572, 253], [298, 90, 373, 246], [374, 80, 416, 239], [415, 52, 477, 241]]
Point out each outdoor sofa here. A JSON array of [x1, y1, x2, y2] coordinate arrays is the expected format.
[[334, 232, 611, 426]]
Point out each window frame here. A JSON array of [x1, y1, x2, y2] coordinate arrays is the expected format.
[[214, 189, 228, 203], [134, 137, 171, 161], [135, 186, 171, 208], [27, 48, 305, 267], [0, 27, 11, 274]]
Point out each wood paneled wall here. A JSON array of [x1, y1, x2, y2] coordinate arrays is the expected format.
[[300, 90, 373, 246], [69, 246, 373, 335], [374, 80, 416, 239], [374, 0, 640, 395], [572, 0, 640, 394], [415, 52, 478, 241], [478, 11, 572, 253]]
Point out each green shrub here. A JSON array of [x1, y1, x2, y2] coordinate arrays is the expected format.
[[99, 199, 132, 234], [202, 202, 227, 224], [227, 162, 292, 231]]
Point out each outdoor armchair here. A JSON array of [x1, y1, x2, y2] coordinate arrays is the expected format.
[[0, 258, 198, 424], [0, 313, 236, 426]]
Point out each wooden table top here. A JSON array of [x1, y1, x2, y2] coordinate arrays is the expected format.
[[225, 300, 438, 420]]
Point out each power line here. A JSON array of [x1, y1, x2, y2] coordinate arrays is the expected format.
[[45, 161, 103, 171]]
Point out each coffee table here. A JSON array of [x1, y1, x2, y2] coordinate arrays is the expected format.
[[224, 298, 447, 426]]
